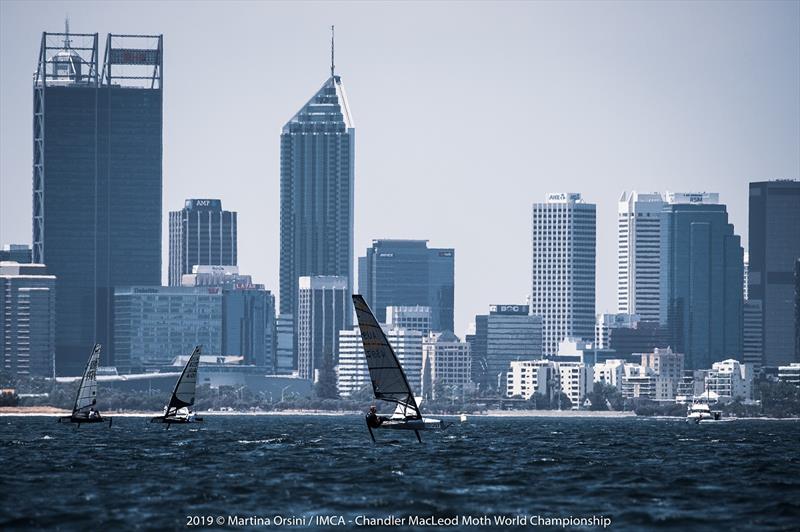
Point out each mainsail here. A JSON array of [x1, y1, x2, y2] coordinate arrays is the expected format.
[[166, 346, 201, 415], [73, 344, 101, 415], [352, 295, 421, 419]]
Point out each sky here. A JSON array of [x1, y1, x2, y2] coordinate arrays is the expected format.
[[1, 0, 799, 338]]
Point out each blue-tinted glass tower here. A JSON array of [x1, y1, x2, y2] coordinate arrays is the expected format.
[[358, 240, 455, 331], [660, 194, 743, 369], [33, 29, 162, 374], [279, 65, 354, 362]]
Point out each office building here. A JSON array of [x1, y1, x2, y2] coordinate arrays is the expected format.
[[469, 304, 543, 391], [113, 286, 222, 371], [0, 262, 56, 376], [660, 192, 743, 369], [743, 252, 749, 301], [1, 245, 32, 264], [531, 193, 596, 356], [337, 326, 423, 397], [279, 65, 354, 346], [33, 29, 163, 374], [169, 199, 237, 286], [275, 314, 294, 375], [742, 299, 764, 369], [640, 347, 684, 392], [358, 240, 454, 331], [617, 192, 665, 321], [385, 305, 432, 335], [296, 276, 348, 381], [421, 331, 471, 400], [595, 313, 640, 349], [748, 180, 800, 367]]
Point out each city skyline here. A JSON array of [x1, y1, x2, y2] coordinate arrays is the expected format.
[[1, 1, 799, 339]]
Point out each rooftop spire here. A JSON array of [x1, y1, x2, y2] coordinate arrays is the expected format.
[[330, 25, 335, 77], [64, 16, 71, 49]]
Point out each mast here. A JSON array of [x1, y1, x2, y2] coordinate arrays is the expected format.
[[330, 25, 335, 77]]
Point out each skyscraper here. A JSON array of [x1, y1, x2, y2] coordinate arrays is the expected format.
[[296, 276, 349, 381], [748, 180, 800, 367], [0, 262, 56, 377], [660, 192, 743, 369], [469, 304, 543, 391], [358, 240, 455, 331], [33, 28, 163, 374], [531, 193, 596, 356], [617, 192, 665, 321], [169, 199, 237, 286], [279, 56, 354, 353]]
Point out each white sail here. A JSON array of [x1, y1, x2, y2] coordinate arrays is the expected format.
[[167, 346, 201, 414], [73, 344, 101, 415], [352, 295, 421, 419]]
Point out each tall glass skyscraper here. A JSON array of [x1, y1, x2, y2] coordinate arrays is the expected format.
[[531, 193, 596, 356], [279, 67, 354, 330], [358, 239, 455, 331], [748, 180, 800, 367], [660, 193, 743, 369], [33, 29, 163, 374], [169, 199, 237, 286]]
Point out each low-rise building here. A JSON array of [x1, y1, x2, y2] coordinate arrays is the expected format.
[[506, 360, 557, 400], [593, 359, 626, 389], [557, 361, 593, 408], [778, 363, 800, 386], [707, 359, 753, 401]]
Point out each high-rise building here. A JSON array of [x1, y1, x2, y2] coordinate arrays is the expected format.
[[1, 245, 33, 264], [275, 314, 294, 375], [743, 252, 749, 301], [748, 180, 800, 367], [531, 193, 596, 356], [595, 313, 669, 359], [421, 331, 471, 400], [358, 240, 454, 331], [469, 304, 543, 391], [279, 65, 354, 350], [0, 262, 56, 376], [595, 313, 640, 349], [617, 192, 665, 321], [113, 286, 222, 371], [182, 266, 275, 370], [296, 276, 349, 381], [385, 305, 432, 335], [33, 29, 163, 374], [337, 326, 423, 397], [169, 199, 237, 286], [660, 192, 743, 369], [743, 299, 764, 369]]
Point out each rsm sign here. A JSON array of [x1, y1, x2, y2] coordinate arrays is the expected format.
[[489, 304, 529, 315]]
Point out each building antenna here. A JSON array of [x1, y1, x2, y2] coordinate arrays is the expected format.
[[330, 25, 335, 77], [64, 15, 71, 49]]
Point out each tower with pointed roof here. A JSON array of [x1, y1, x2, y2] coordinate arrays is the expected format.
[[279, 31, 355, 369]]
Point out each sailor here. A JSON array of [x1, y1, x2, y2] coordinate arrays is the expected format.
[[366, 405, 388, 428], [88, 408, 99, 419]]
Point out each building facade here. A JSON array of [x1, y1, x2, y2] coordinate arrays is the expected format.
[[279, 73, 354, 351], [421, 331, 471, 400], [168, 199, 237, 286], [358, 240, 454, 331], [113, 286, 222, 371], [531, 193, 596, 356], [742, 299, 764, 369], [617, 192, 665, 321], [1, 245, 32, 264], [660, 192, 743, 369], [296, 276, 349, 381], [707, 359, 753, 401], [748, 180, 800, 367], [506, 359, 557, 400], [0, 262, 56, 377], [337, 326, 423, 397], [385, 305, 432, 335], [33, 30, 163, 374]]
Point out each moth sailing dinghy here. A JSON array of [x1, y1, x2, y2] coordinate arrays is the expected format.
[[58, 344, 112, 427], [353, 295, 450, 442], [150, 346, 203, 427]]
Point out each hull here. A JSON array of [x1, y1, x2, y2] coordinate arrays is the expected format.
[[380, 418, 449, 431], [150, 416, 203, 424], [58, 415, 110, 425]]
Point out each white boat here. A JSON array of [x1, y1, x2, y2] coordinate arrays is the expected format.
[[58, 344, 112, 427], [686, 400, 722, 423], [150, 346, 204, 427], [460, 413, 468, 423], [353, 295, 451, 442]]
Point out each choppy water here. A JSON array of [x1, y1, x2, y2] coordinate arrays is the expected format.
[[1, 415, 798, 531]]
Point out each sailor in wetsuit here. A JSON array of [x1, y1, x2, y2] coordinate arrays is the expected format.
[[366, 405, 389, 428]]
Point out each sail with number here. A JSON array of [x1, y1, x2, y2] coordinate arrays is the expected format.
[[73, 344, 101, 416], [352, 295, 421, 419], [166, 346, 201, 415]]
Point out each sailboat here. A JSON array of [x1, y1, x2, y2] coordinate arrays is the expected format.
[[150, 346, 203, 426], [58, 344, 112, 427], [352, 295, 450, 442]]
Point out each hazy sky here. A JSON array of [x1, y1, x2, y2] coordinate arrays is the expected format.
[[1, 1, 799, 338]]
